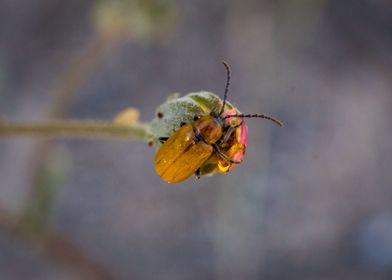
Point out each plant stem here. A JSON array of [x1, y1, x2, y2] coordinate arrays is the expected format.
[[0, 119, 151, 141]]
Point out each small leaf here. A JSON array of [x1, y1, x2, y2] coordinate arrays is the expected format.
[[113, 108, 140, 125]]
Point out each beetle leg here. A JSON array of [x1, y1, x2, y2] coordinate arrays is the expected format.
[[195, 168, 201, 179], [158, 137, 169, 143], [220, 126, 235, 145], [220, 121, 243, 145], [212, 144, 242, 164]]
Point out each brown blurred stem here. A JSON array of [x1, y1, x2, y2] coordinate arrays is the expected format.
[[23, 29, 128, 224], [11, 25, 129, 280], [0, 207, 115, 280], [0, 120, 150, 141], [26, 26, 128, 198], [48, 31, 126, 117]]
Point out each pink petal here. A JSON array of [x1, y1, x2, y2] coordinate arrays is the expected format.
[[231, 150, 245, 162], [238, 122, 248, 146]]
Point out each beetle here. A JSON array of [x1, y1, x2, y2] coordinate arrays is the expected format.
[[154, 61, 283, 183]]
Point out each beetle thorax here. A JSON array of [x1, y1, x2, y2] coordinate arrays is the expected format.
[[194, 115, 223, 144]]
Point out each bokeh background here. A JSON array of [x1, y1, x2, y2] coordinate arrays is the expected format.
[[1, 0, 392, 279]]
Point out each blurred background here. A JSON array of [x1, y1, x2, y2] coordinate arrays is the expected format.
[[1, 0, 392, 279]]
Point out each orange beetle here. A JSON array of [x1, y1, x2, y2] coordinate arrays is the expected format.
[[154, 62, 283, 183]]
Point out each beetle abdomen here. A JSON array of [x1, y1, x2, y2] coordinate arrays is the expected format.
[[157, 142, 212, 183], [154, 123, 213, 183]]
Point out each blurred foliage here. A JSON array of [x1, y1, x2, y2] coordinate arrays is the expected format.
[[92, 0, 177, 40], [18, 148, 71, 241]]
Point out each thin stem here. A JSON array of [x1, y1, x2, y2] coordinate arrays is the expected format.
[[0, 119, 151, 141]]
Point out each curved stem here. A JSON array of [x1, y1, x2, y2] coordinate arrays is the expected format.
[[0, 119, 151, 141]]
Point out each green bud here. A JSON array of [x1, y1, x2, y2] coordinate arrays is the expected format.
[[148, 91, 236, 145]]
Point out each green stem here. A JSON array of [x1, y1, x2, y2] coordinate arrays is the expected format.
[[0, 119, 151, 141]]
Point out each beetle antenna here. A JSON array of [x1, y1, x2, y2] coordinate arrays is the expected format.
[[223, 114, 284, 127], [219, 61, 231, 115]]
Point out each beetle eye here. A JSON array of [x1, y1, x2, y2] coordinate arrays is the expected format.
[[193, 115, 199, 121]]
